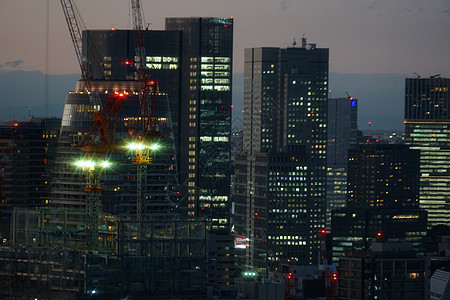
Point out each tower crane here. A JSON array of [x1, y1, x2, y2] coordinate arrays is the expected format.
[[60, 0, 127, 247], [128, 0, 162, 230]]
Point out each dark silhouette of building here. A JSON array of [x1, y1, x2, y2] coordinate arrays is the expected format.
[[0, 118, 60, 240], [331, 144, 428, 263], [326, 97, 358, 230]]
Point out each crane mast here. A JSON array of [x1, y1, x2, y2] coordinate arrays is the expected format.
[[60, 0, 102, 109], [60, 0, 127, 247]]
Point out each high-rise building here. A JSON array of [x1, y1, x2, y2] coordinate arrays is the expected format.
[[404, 76, 450, 228], [165, 17, 233, 233], [234, 38, 329, 270], [326, 97, 358, 230], [80, 19, 234, 232], [0, 118, 60, 240], [331, 144, 428, 263]]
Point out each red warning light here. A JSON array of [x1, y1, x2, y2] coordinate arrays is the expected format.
[[254, 212, 258, 216], [377, 232, 382, 237], [368, 122, 372, 125], [125, 61, 130, 65], [321, 229, 326, 234], [111, 27, 115, 31], [14, 123, 18, 127], [150, 80, 155, 85], [332, 273, 337, 280], [119, 93, 124, 97], [231, 105, 233, 108]]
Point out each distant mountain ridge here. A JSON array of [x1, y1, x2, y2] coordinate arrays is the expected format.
[[0, 70, 406, 131]]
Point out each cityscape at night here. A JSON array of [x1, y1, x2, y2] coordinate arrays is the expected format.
[[0, 0, 449, 299]]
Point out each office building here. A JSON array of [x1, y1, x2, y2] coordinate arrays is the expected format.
[[166, 17, 234, 232], [326, 97, 358, 230], [234, 38, 329, 270], [331, 144, 428, 263], [338, 243, 429, 300], [404, 76, 450, 228], [430, 269, 450, 300], [0, 118, 60, 240]]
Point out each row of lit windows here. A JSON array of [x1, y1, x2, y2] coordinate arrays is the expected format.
[[146, 56, 178, 63], [146, 63, 178, 70]]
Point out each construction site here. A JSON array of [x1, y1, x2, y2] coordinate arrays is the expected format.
[[0, 0, 211, 298]]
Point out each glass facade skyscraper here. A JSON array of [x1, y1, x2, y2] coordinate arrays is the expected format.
[[404, 77, 450, 228], [166, 17, 233, 233]]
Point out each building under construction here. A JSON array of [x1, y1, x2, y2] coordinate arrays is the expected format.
[[1, 207, 208, 299]]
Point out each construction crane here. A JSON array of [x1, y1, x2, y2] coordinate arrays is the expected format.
[[60, 0, 127, 247], [60, 0, 102, 109], [128, 0, 162, 229], [254, 213, 284, 284]]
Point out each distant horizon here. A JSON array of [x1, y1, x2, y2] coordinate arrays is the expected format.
[[0, 69, 410, 131]]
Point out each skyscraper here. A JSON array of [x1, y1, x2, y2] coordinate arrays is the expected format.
[[404, 76, 450, 228], [166, 17, 233, 232], [234, 38, 329, 270], [326, 97, 358, 230]]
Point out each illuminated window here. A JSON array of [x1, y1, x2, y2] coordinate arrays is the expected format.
[[190, 86, 197, 91], [201, 64, 214, 70], [189, 114, 196, 119], [190, 57, 198, 62], [190, 100, 196, 105], [163, 56, 178, 62], [188, 189, 195, 194], [215, 71, 229, 77], [190, 72, 197, 77], [215, 57, 230, 63], [201, 85, 213, 91], [189, 122, 196, 127], [190, 79, 197, 84], [169, 64, 178, 69], [190, 64, 197, 69], [104, 56, 111, 61], [189, 144, 196, 149], [200, 136, 212, 142], [189, 137, 196, 141], [189, 158, 196, 162], [147, 56, 161, 62], [189, 173, 195, 178], [201, 57, 214, 63], [188, 182, 195, 187], [146, 63, 161, 69], [215, 64, 230, 70], [201, 78, 213, 84], [189, 151, 196, 156], [189, 107, 197, 112], [189, 165, 196, 170], [188, 211, 194, 216], [214, 78, 230, 84], [201, 71, 213, 77], [214, 86, 230, 91]]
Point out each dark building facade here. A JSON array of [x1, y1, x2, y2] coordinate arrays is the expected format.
[[234, 39, 329, 270], [331, 144, 428, 263], [404, 76, 450, 228], [338, 243, 429, 300], [326, 97, 358, 230], [0, 118, 60, 240], [165, 17, 234, 233]]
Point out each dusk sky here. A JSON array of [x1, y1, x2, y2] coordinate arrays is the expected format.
[[1, 0, 449, 75], [0, 0, 449, 130]]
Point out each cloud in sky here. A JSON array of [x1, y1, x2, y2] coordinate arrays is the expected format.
[[0, 59, 24, 70]]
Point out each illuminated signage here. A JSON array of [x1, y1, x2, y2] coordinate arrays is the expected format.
[[234, 235, 249, 249]]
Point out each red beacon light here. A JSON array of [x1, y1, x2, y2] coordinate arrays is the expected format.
[[254, 212, 258, 216], [125, 60, 130, 65]]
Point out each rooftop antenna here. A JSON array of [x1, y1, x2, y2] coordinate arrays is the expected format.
[[146, 22, 152, 30], [301, 34, 307, 48], [430, 74, 441, 79], [292, 38, 297, 48], [413, 72, 421, 79]]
